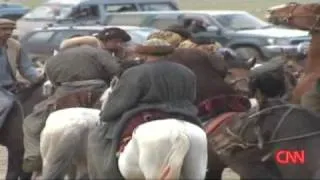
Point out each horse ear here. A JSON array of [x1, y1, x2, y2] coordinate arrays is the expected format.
[[247, 57, 257, 68]]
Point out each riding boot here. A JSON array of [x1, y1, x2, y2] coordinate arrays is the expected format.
[[22, 103, 51, 173]]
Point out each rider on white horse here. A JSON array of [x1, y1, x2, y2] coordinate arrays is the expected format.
[[0, 18, 44, 128], [22, 36, 122, 173], [96, 38, 205, 178]]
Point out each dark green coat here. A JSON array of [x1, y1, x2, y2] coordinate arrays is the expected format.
[[100, 59, 201, 126], [88, 59, 203, 179], [45, 45, 120, 86]]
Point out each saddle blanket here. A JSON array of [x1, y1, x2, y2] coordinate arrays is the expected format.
[[204, 111, 259, 157], [117, 110, 173, 155]]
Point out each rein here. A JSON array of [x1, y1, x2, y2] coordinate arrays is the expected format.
[[229, 77, 249, 86], [274, 3, 320, 32], [227, 104, 320, 148]]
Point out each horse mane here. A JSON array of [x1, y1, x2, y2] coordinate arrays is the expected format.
[[167, 48, 235, 103], [169, 48, 227, 77]]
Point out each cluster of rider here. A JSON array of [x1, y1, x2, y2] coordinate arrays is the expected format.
[[0, 17, 317, 177]]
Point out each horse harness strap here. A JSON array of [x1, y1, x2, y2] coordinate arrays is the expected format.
[[283, 3, 320, 32], [245, 104, 320, 145]]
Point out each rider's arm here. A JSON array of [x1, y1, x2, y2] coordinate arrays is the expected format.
[[98, 50, 121, 78], [18, 49, 43, 83], [100, 67, 145, 122]]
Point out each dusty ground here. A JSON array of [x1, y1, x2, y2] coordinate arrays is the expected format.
[[0, 146, 239, 179]]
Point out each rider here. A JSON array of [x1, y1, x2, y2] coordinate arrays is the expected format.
[[221, 68, 286, 179], [96, 38, 204, 178], [94, 27, 132, 59], [147, 30, 183, 47], [0, 18, 44, 127], [22, 45, 121, 173]]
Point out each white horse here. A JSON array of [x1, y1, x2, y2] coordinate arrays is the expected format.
[[39, 77, 209, 179]]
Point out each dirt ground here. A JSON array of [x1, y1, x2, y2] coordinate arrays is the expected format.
[[0, 146, 239, 179]]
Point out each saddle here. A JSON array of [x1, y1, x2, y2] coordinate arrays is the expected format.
[[205, 111, 262, 158], [198, 95, 251, 120], [51, 89, 102, 110], [117, 110, 184, 155]]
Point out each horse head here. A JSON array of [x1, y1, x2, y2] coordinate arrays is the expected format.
[[266, 2, 320, 32], [223, 49, 257, 96]]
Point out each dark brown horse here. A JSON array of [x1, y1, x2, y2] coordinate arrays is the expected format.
[[266, 2, 320, 104], [167, 48, 255, 179], [0, 80, 46, 180]]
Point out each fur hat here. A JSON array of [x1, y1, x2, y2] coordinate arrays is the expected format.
[[196, 44, 220, 54], [147, 30, 183, 47], [59, 36, 103, 51], [96, 27, 131, 42], [178, 39, 198, 49], [164, 24, 192, 40], [135, 38, 174, 56], [0, 18, 15, 29]]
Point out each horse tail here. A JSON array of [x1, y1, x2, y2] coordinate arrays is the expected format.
[[160, 125, 190, 179], [41, 125, 80, 179]]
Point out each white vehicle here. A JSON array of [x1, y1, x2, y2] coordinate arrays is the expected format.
[[15, 0, 178, 38]]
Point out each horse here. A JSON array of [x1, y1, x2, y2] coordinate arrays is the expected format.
[[0, 79, 46, 180], [39, 77, 208, 179], [206, 98, 320, 179], [266, 2, 320, 104], [165, 48, 256, 180], [167, 48, 256, 104]]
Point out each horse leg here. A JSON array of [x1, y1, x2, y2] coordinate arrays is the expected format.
[[40, 128, 80, 179], [181, 122, 208, 179], [6, 146, 24, 180], [2, 104, 25, 180], [205, 147, 226, 180], [312, 168, 320, 179]]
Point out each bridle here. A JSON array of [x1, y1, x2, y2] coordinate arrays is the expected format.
[[271, 2, 320, 32], [229, 77, 249, 86]]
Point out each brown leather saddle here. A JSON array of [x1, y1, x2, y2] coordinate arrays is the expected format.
[[205, 111, 262, 158], [51, 89, 103, 110]]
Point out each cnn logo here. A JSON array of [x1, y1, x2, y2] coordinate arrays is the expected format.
[[275, 150, 305, 165]]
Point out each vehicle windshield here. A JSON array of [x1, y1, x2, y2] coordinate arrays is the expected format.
[[213, 13, 270, 31], [23, 4, 73, 20]]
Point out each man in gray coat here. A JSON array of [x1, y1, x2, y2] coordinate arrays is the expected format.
[[22, 45, 120, 173], [88, 38, 203, 178]]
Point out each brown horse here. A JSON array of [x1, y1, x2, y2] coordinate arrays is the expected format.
[[166, 48, 255, 179], [0, 80, 46, 180], [266, 2, 319, 104]]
